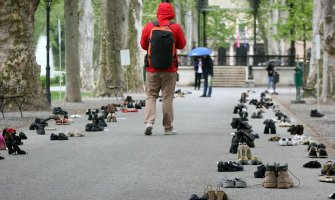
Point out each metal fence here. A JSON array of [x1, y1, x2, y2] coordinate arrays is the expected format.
[[178, 55, 296, 67]]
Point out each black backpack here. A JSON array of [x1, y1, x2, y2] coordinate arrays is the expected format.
[[148, 21, 176, 69]]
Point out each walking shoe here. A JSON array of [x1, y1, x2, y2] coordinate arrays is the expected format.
[[189, 194, 200, 200], [50, 133, 58, 140], [263, 163, 277, 188], [308, 146, 318, 158], [307, 143, 318, 151], [237, 143, 248, 165], [277, 170, 294, 188], [303, 160, 321, 168], [228, 161, 244, 172], [310, 109, 325, 117], [234, 178, 246, 188], [144, 124, 153, 136], [0, 153, 4, 160], [57, 133, 68, 140], [204, 185, 215, 200], [216, 185, 227, 200], [19, 132, 27, 140], [251, 157, 262, 165], [221, 178, 235, 188], [254, 165, 266, 178], [217, 161, 229, 172], [268, 136, 281, 141], [244, 143, 252, 160], [319, 176, 335, 183], [65, 130, 75, 137], [318, 148, 328, 158], [278, 138, 288, 146], [321, 161, 335, 176], [329, 191, 335, 199]]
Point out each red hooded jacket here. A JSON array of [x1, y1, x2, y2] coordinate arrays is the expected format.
[[140, 2, 186, 73]]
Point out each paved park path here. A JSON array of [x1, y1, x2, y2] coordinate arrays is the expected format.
[[0, 87, 334, 200]]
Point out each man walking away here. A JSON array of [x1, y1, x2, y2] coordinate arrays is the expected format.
[[140, 1, 186, 136]]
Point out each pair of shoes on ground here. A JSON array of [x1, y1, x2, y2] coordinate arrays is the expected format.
[[250, 112, 263, 119], [144, 124, 177, 136], [55, 118, 71, 125], [303, 160, 322, 168], [189, 185, 227, 200], [278, 137, 298, 146], [298, 135, 315, 145], [263, 163, 294, 189], [221, 178, 246, 188], [50, 133, 68, 140], [65, 130, 84, 137], [308, 143, 327, 158], [217, 161, 244, 172], [287, 124, 304, 135]]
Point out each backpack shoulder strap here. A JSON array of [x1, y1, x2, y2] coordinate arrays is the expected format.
[[152, 21, 175, 27]]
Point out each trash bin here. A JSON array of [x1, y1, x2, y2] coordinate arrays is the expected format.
[[294, 65, 303, 87]]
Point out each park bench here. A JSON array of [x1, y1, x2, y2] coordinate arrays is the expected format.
[[0, 83, 26, 118]]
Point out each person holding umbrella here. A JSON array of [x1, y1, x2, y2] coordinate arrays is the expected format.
[[200, 55, 214, 97]]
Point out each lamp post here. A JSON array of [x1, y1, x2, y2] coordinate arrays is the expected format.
[[252, 0, 259, 66], [197, 0, 208, 47], [44, 0, 52, 105]]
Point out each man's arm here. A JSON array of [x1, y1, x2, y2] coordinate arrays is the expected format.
[[140, 24, 150, 50], [175, 25, 186, 50]]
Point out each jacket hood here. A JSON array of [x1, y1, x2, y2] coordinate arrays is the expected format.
[[156, 2, 175, 25], [5, 127, 16, 134]]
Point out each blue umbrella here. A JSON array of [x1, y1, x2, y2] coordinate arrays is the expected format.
[[188, 47, 212, 57]]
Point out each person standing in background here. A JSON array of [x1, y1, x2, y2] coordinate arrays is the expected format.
[[200, 55, 213, 97], [266, 61, 277, 94], [194, 57, 202, 90]]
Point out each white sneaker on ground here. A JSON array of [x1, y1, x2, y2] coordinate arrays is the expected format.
[[278, 138, 288, 146], [144, 124, 153, 136]]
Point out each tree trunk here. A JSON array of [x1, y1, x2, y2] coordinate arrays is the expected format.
[[320, 0, 335, 102], [307, 0, 321, 87], [184, 0, 194, 52], [0, 0, 49, 111], [78, 0, 94, 92], [64, 0, 81, 102], [128, 0, 144, 92], [94, 0, 143, 96]]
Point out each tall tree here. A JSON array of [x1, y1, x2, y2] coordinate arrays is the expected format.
[[320, 0, 335, 101], [0, 0, 49, 110], [78, 0, 94, 92], [94, 0, 143, 96], [64, 0, 81, 102]]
